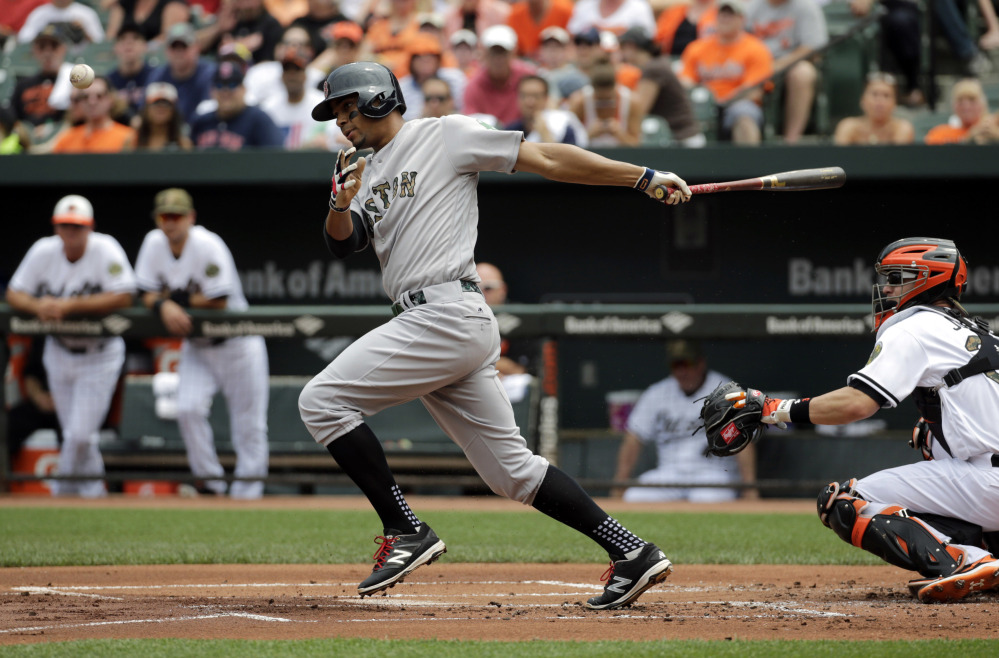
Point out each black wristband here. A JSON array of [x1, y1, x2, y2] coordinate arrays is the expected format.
[[152, 299, 165, 316], [789, 398, 811, 424], [169, 290, 190, 307]]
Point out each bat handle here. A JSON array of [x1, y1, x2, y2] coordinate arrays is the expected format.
[[653, 185, 674, 200]]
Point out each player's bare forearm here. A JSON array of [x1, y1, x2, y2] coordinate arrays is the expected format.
[[805, 386, 881, 425], [56, 291, 134, 317], [515, 141, 646, 187], [190, 293, 227, 310], [5, 289, 41, 316]]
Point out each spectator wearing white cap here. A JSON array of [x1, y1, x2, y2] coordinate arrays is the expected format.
[[463, 25, 536, 125], [449, 29, 480, 78], [133, 81, 193, 150], [566, 0, 656, 39], [506, 0, 574, 59], [536, 26, 589, 103]]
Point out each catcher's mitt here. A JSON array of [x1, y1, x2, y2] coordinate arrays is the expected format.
[[699, 381, 767, 457]]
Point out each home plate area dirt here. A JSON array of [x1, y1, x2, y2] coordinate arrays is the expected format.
[[1, 563, 997, 644]]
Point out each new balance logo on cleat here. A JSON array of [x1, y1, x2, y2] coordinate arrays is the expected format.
[[357, 525, 446, 597], [585, 544, 673, 610], [606, 576, 632, 594]]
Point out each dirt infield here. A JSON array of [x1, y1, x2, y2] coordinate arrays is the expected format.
[[2, 496, 997, 645]]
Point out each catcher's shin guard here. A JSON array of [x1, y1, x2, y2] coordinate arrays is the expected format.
[[818, 482, 964, 578]]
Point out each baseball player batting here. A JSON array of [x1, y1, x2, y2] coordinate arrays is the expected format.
[[134, 189, 270, 499], [299, 62, 690, 610], [6, 195, 137, 497], [699, 238, 999, 603]]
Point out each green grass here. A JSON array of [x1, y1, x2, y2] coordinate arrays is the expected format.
[[0, 639, 997, 657], [0, 508, 878, 567]]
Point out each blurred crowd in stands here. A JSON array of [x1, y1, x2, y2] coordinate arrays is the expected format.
[[2, 0, 999, 153]]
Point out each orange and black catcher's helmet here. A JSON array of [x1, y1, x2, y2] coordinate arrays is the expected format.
[[872, 237, 968, 330]]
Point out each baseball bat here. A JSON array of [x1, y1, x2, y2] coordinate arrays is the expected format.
[[654, 166, 846, 199]]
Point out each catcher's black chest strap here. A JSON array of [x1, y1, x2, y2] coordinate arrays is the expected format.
[[941, 315, 999, 387], [912, 386, 953, 458]]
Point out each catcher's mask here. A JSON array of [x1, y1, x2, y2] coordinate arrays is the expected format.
[[872, 237, 967, 331], [312, 62, 407, 122]]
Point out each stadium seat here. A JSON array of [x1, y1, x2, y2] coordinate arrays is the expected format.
[[640, 115, 672, 147], [73, 40, 116, 76]]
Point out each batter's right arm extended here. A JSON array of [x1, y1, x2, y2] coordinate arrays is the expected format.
[[514, 141, 692, 205]]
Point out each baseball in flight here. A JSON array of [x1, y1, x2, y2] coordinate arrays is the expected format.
[[70, 63, 95, 89]]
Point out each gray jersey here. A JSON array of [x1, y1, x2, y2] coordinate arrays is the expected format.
[[746, 0, 828, 59], [347, 115, 523, 300]]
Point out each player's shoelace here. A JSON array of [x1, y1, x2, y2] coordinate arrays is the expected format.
[[599, 561, 616, 584], [370, 535, 399, 571]]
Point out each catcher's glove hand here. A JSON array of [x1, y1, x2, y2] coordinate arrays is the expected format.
[[699, 381, 767, 457]]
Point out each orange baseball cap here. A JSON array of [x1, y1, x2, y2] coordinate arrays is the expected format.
[[328, 21, 363, 44], [408, 33, 442, 57]]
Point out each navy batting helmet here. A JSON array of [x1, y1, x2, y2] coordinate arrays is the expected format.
[[311, 62, 407, 121]]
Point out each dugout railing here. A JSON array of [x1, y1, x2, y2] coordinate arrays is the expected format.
[[3, 302, 999, 496]]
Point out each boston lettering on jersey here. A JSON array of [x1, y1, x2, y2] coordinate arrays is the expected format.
[[362, 171, 418, 223]]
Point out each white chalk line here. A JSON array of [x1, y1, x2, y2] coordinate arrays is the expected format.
[[0, 612, 314, 635], [1, 578, 868, 635]]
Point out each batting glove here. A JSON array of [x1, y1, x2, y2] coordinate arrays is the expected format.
[[330, 147, 359, 211], [635, 168, 692, 205]]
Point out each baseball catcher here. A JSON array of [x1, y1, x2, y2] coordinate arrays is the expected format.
[[704, 238, 999, 603]]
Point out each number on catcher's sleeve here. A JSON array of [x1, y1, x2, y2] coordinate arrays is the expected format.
[[698, 381, 767, 457]]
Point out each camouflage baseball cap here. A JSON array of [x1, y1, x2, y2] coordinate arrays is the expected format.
[[154, 188, 193, 215], [666, 339, 703, 363]]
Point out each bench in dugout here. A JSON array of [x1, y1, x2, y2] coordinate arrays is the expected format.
[[106, 374, 541, 493]]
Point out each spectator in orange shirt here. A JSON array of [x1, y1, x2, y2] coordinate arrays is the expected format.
[[52, 77, 137, 153], [362, 0, 422, 76], [925, 78, 999, 145], [655, 0, 719, 57], [507, 0, 574, 59], [679, 0, 773, 144]]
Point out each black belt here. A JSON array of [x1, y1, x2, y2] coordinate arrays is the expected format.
[[992, 455, 999, 468], [58, 339, 107, 354], [391, 280, 481, 317]]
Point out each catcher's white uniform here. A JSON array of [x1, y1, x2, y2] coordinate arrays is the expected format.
[[624, 369, 739, 502], [134, 225, 269, 499], [8, 233, 136, 497], [848, 306, 999, 531]]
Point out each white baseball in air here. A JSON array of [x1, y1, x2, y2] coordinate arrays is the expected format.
[[70, 63, 95, 89]]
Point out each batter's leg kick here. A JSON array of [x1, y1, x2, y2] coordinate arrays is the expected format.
[[818, 480, 999, 602]]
